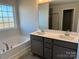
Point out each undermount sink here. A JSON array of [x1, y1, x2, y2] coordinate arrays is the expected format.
[[59, 35, 75, 40], [36, 32, 45, 35]]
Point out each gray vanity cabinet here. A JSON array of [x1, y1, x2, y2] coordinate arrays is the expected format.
[[31, 35, 43, 57], [53, 45, 76, 59], [44, 38, 52, 59], [53, 40, 77, 59], [31, 35, 77, 59]]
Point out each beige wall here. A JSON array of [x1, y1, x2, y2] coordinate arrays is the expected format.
[[19, 0, 38, 35], [52, 2, 79, 32], [0, 0, 38, 39]]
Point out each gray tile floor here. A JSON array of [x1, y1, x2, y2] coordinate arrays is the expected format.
[[18, 52, 41, 59]]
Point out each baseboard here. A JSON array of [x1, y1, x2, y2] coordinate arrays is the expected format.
[[9, 46, 31, 59]]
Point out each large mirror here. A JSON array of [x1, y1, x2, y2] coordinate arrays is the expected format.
[[38, 0, 79, 32]]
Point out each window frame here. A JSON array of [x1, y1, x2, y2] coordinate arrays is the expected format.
[[0, 3, 16, 31]]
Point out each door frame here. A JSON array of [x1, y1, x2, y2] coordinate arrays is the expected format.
[[61, 8, 75, 31]]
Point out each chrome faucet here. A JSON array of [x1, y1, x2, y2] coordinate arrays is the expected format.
[[65, 30, 70, 36], [3, 42, 9, 50]]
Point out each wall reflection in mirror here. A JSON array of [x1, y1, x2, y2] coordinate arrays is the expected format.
[[38, 0, 79, 32]]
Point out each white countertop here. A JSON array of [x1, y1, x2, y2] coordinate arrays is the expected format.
[[31, 30, 79, 43]]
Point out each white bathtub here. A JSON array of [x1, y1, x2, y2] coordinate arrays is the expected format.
[[0, 36, 30, 59]]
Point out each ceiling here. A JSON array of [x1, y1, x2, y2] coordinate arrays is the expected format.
[[38, 0, 79, 4], [38, 0, 48, 4], [52, 0, 79, 4]]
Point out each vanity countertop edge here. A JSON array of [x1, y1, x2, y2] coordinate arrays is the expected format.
[[30, 30, 79, 44]]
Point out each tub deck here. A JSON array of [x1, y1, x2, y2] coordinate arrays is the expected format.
[[0, 36, 30, 59]]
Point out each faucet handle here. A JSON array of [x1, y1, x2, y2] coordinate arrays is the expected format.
[[2, 42, 9, 50], [11, 45, 13, 49], [3, 49, 5, 52]]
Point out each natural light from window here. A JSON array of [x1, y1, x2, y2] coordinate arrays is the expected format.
[[0, 4, 15, 29]]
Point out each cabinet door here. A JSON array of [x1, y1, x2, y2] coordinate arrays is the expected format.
[[31, 35, 43, 56], [53, 45, 76, 59], [44, 38, 52, 59], [44, 48, 52, 59]]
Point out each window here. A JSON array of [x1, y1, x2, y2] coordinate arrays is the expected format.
[[0, 4, 15, 29]]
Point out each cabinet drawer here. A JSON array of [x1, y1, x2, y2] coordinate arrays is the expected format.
[[44, 43, 52, 49], [31, 35, 43, 41], [44, 38, 52, 43], [54, 40, 78, 50], [31, 39, 43, 47]]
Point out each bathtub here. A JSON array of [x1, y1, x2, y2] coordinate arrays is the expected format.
[[0, 36, 30, 59]]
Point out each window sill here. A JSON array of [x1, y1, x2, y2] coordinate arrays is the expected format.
[[0, 27, 17, 32]]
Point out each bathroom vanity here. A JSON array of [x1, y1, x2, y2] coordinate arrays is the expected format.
[[30, 30, 79, 59]]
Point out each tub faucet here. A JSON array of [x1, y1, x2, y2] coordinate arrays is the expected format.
[[3, 42, 9, 50]]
